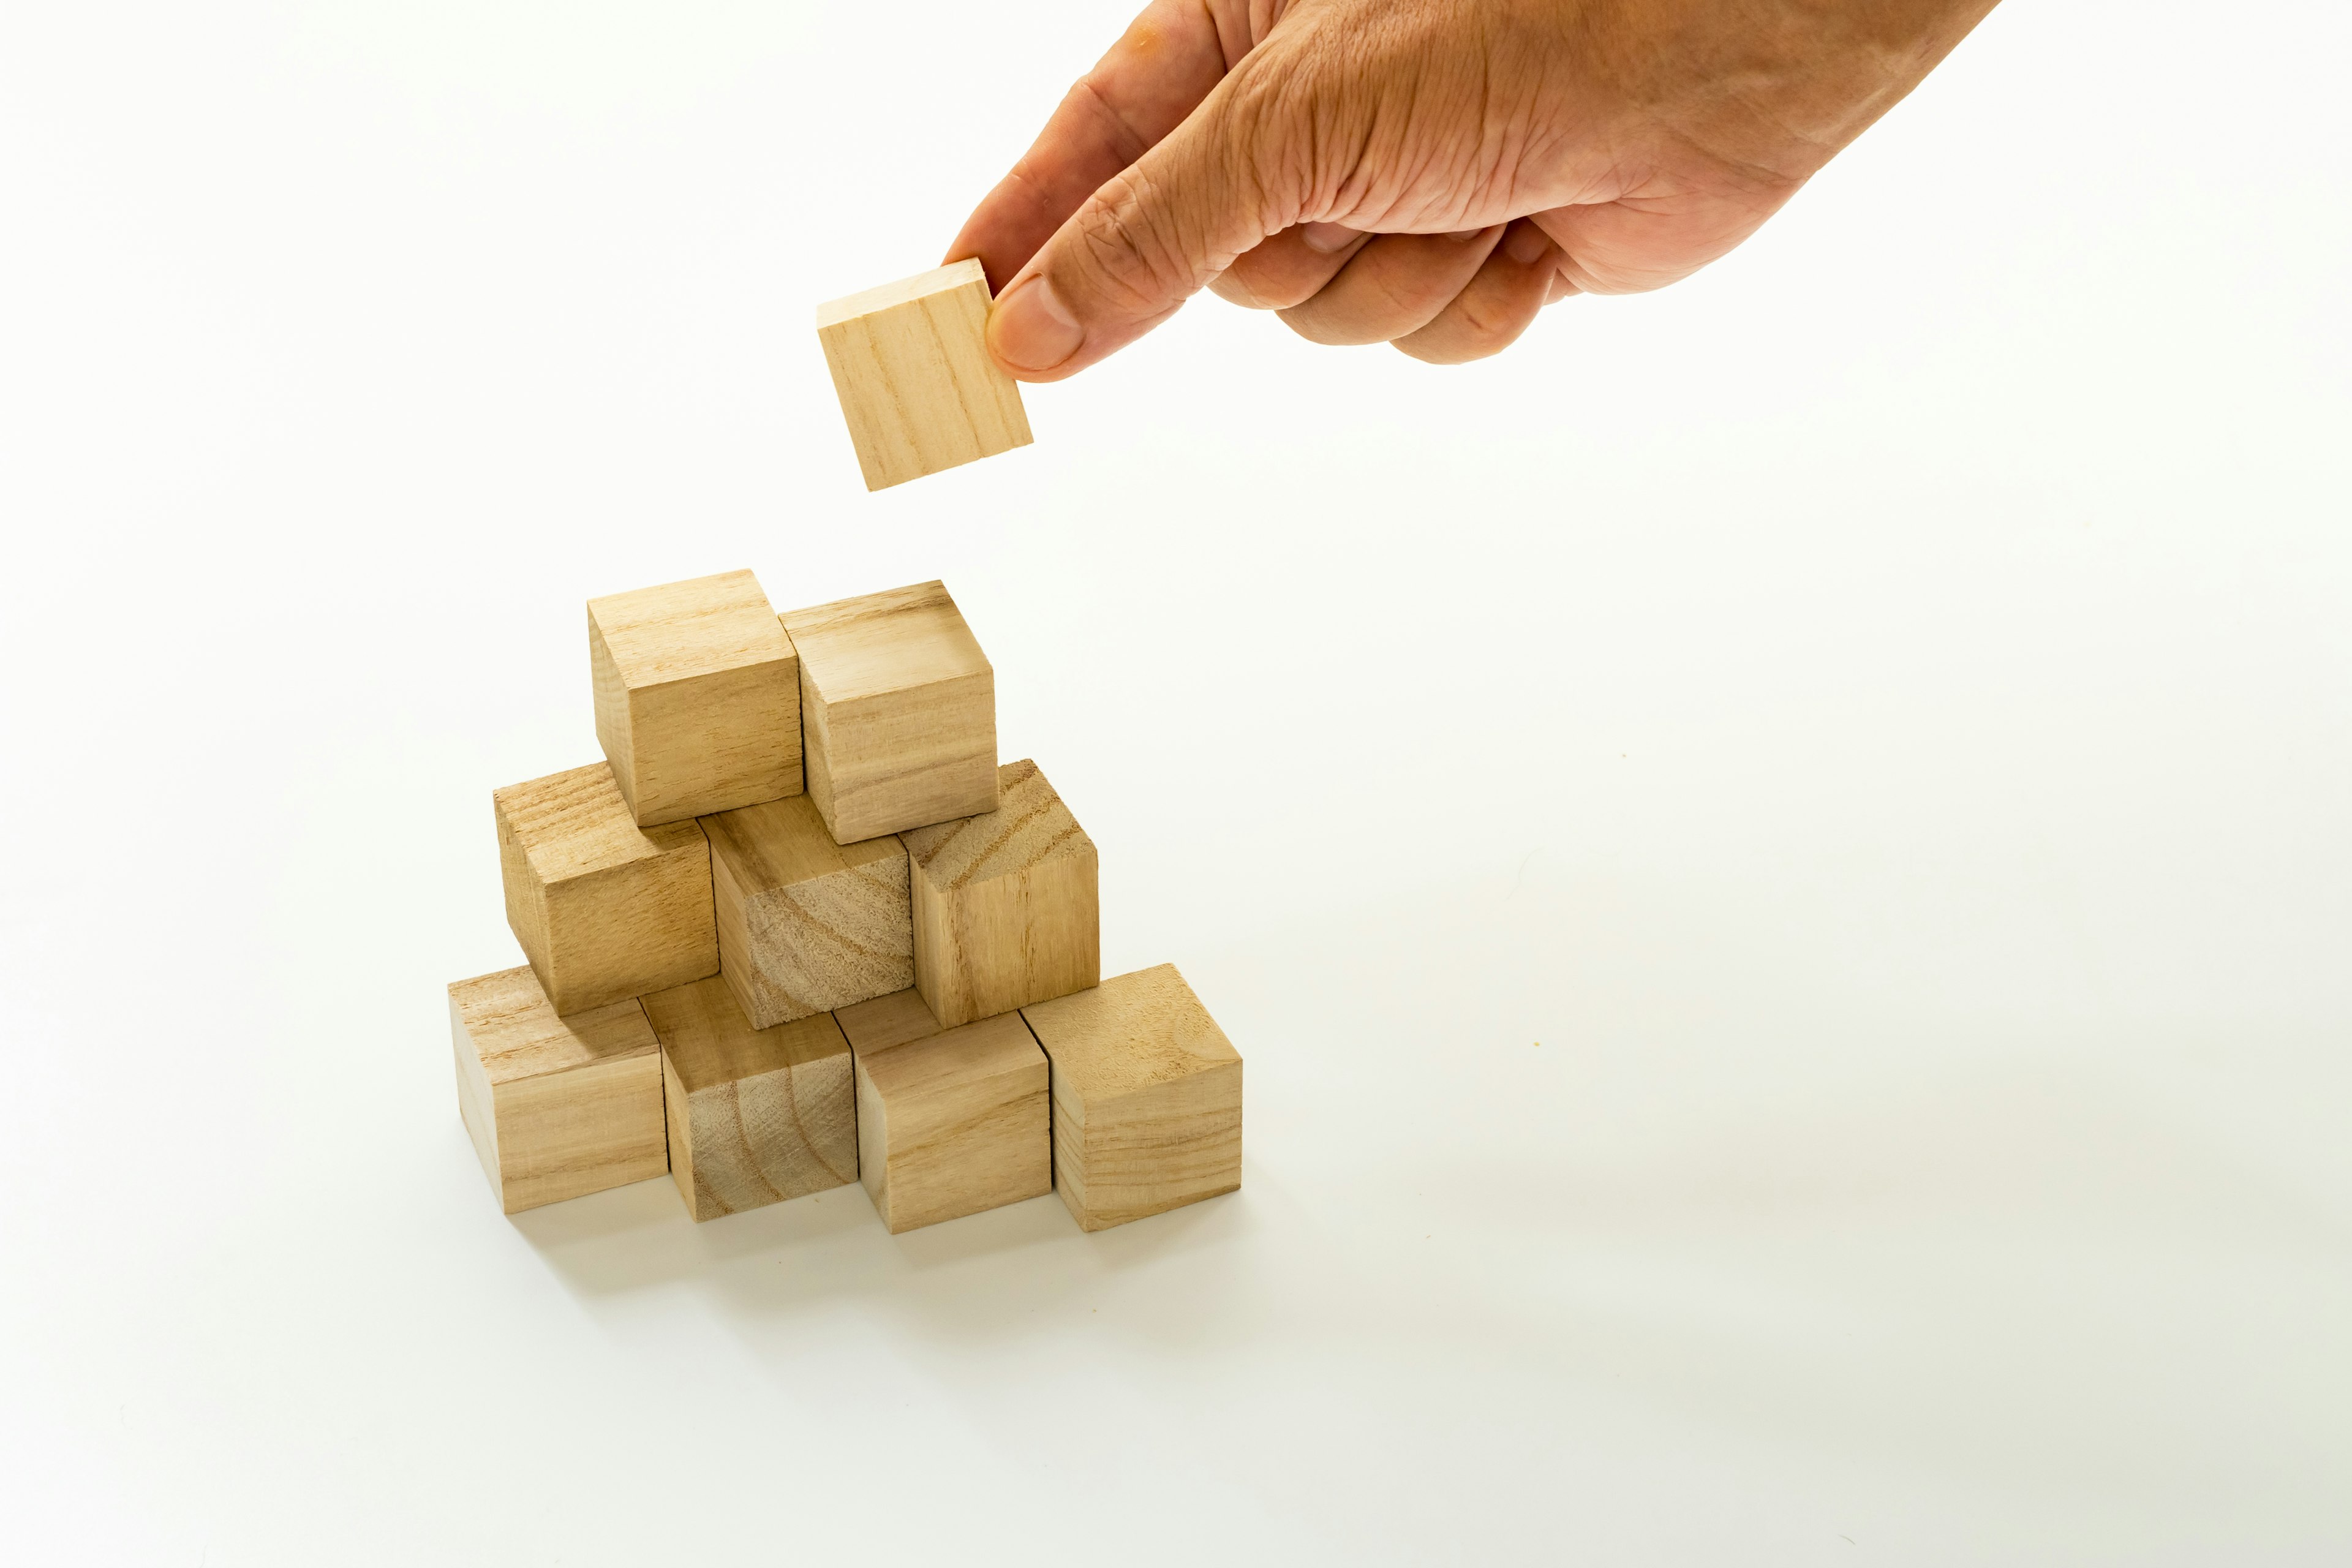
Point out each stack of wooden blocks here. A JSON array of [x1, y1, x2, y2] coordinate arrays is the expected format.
[[447, 571, 1243, 1234]]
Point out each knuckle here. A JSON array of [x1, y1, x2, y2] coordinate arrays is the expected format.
[[1447, 296, 1528, 356], [1068, 170, 1197, 313]]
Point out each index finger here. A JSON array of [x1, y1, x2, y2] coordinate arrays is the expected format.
[[943, 0, 1250, 292]]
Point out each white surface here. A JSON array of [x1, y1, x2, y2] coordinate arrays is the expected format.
[[2, 2, 2348, 1562]]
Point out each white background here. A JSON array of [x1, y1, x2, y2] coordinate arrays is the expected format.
[[2, 1, 2347, 1562]]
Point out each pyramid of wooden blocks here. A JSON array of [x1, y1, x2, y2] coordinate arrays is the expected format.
[[837, 990, 1049, 1234], [781, 581, 997, 844], [642, 976, 856, 1221], [494, 761, 718, 1015], [703, 793, 911, 1028], [816, 258, 1031, 491], [448, 567, 1242, 1238], [589, 570, 802, 827], [1022, 965, 1243, 1231], [450, 966, 667, 1213], [903, 758, 1099, 1028]]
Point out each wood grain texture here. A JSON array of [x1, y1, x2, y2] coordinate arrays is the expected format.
[[588, 569, 802, 826], [834, 987, 946, 1055], [1020, 964, 1242, 1232], [902, 758, 1098, 1028], [850, 1008, 1049, 1234], [641, 976, 855, 1221], [815, 259, 1031, 492], [449, 965, 667, 1214], [702, 793, 911, 1029], [779, 581, 997, 844], [494, 761, 718, 1015]]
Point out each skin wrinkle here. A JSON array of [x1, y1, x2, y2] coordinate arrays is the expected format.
[[960, 0, 2000, 373], [1467, 15, 1509, 216], [1450, 271, 1513, 342], [1618, 1, 1903, 181], [1216, 48, 1310, 239], [1371, 55, 1441, 227], [1455, 11, 1513, 222], [1310, 105, 1384, 225], [1348, 33, 1433, 225], [1205, 0, 1259, 69], [1449, 239, 1543, 343], [1076, 77, 1155, 168], [1281, 226, 1505, 342], [1079, 169, 1203, 312], [1289, 56, 1349, 221]]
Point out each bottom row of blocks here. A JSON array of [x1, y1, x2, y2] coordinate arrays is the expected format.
[[448, 960, 1242, 1234]]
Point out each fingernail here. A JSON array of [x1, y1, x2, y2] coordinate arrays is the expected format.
[[990, 274, 1084, 372], [1300, 222, 1359, 253], [1505, 225, 1551, 265]]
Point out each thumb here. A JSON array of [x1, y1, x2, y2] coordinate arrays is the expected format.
[[986, 64, 1297, 382]]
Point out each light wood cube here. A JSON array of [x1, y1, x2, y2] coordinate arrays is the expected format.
[[494, 762, 718, 1016], [588, 569, 802, 826], [902, 759, 1098, 1028], [701, 793, 911, 1030], [1021, 965, 1242, 1232], [449, 965, 666, 1214], [832, 986, 948, 1054], [816, 259, 1032, 492], [641, 975, 856, 1221], [780, 581, 997, 844], [836, 992, 1048, 1234]]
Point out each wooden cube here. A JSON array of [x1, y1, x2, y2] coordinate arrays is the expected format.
[[449, 965, 666, 1214], [701, 793, 911, 1030], [837, 993, 1049, 1234], [902, 759, 1098, 1028], [780, 581, 997, 843], [833, 986, 948, 1054], [641, 975, 856, 1221], [494, 762, 718, 1015], [816, 258, 1032, 492], [588, 569, 802, 826], [1021, 965, 1242, 1232]]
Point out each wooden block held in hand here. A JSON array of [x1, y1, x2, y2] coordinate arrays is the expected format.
[[494, 762, 718, 1015], [842, 997, 1049, 1234], [641, 975, 856, 1221], [450, 966, 666, 1214], [780, 581, 997, 843], [1022, 965, 1242, 1232], [703, 793, 911, 1029], [816, 259, 1031, 492], [589, 569, 802, 826], [903, 759, 1098, 1028]]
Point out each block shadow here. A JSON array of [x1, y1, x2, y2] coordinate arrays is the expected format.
[[510, 1152, 1267, 1349]]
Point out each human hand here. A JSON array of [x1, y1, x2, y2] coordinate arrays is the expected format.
[[946, 0, 1999, 377]]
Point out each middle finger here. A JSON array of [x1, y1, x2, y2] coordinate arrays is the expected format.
[[1275, 227, 1506, 346]]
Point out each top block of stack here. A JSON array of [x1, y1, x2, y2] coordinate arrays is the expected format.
[[816, 259, 1031, 492], [782, 581, 997, 845], [589, 570, 802, 826]]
